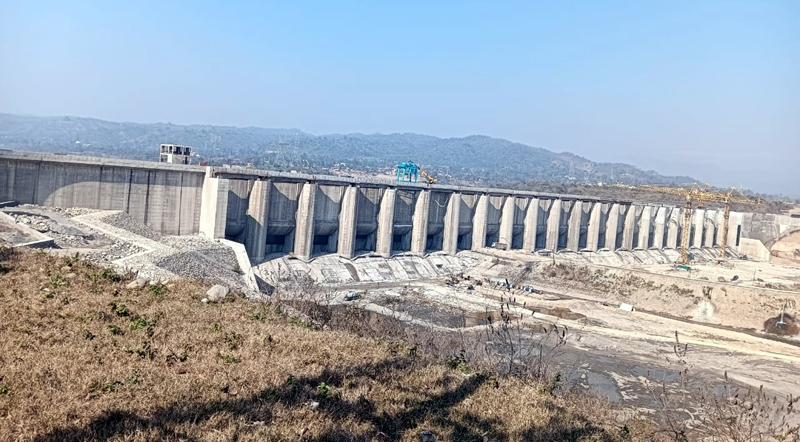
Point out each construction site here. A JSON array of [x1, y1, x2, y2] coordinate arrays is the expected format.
[[2, 148, 800, 421]]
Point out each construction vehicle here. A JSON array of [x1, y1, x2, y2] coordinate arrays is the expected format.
[[396, 162, 437, 184], [634, 183, 762, 264]]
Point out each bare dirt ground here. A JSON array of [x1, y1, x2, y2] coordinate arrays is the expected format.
[[270, 246, 800, 432], [771, 229, 800, 268], [323, 276, 800, 415], [477, 248, 800, 333]]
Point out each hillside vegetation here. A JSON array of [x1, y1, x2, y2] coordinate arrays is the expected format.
[[0, 113, 695, 187], [0, 247, 642, 442], [509, 181, 792, 214]]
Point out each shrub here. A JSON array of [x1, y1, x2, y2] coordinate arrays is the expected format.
[[148, 283, 168, 300], [763, 313, 799, 336], [100, 268, 123, 282]]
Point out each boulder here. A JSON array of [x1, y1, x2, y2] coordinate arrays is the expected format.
[[206, 285, 229, 302], [126, 278, 149, 289]]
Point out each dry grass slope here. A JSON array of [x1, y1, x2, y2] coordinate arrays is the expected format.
[[0, 247, 645, 442]]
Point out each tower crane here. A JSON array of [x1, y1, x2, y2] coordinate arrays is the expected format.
[[636, 183, 762, 264]]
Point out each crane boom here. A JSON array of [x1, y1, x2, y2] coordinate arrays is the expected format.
[[419, 168, 438, 184], [630, 183, 761, 264]]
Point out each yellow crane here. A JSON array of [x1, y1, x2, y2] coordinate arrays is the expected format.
[[419, 168, 438, 184], [637, 183, 762, 264]]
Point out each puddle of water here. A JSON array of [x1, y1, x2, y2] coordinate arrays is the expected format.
[[585, 372, 622, 403], [630, 366, 682, 383], [566, 371, 622, 404]]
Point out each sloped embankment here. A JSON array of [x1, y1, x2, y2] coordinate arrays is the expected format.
[[0, 247, 641, 442]]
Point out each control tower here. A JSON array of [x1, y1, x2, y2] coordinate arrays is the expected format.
[[159, 144, 192, 165]]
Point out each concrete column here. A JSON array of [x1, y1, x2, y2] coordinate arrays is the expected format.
[[375, 188, 396, 257], [666, 208, 681, 249], [523, 198, 539, 251], [199, 172, 230, 239], [692, 209, 705, 248], [621, 205, 636, 250], [585, 203, 602, 251], [442, 193, 461, 255], [471, 194, 489, 250], [567, 201, 582, 251], [244, 179, 270, 260], [703, 210, 716, 248], [605, 203, 620, 250], [652, 207, 667, 249], [545, 199, 562, 251], [337, 185, 359, 258], [411, 190, 431, 254], [714, 210, 726, 247], [728, 212, 743, 249], [293, 182, 317, 260], [498, 196, 516, 247], [638, 206, 652, 249]]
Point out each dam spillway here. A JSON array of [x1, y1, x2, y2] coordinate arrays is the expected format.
[[2, 150, 796, 262]]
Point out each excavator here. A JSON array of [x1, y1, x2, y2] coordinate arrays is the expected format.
[[396, 161, 437, 184]]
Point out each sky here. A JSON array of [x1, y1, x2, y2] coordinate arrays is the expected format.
[[1, 1, 798, 196]]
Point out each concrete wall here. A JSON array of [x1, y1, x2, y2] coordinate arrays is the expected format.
[[741, 212, 800, 246], [0, 151, 205, 235]]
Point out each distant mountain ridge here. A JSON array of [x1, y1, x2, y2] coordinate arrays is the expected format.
[[0, 112, 697, 187]]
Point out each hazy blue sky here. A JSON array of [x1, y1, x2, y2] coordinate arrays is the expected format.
[[2, 1, 798, 195]]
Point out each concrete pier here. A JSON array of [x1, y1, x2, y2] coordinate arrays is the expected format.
[[411, 190, 431, 254], [605, 204, 621, 250], [585, 202, 602, 251], [199, 174, 230, 239], [375, 188, 396, 257], [714, 210, 726, 248], [471, 194, 489, 250], [545, 199, 562, 251], [498, 196, 516, 248], [728, 212, 743, 248], [293, 182, 317, 260], [621, 205, 636, 250], [337, 185, 359, 258], [666, 208, 681, 249], [567, 201, 582, 251], [244, 179, 270, 260], [703, 210, 716, 248], [652, 207, 666, 249], [692, 209, 705, 248], [442, 193, 461, 255], [638, 206, 652, 249], [523, 198, 539, 251]]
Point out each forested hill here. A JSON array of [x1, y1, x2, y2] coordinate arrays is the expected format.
[[0, 113, 696, 187]]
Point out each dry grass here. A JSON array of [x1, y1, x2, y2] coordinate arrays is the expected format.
[[0, 247, 648, 442]]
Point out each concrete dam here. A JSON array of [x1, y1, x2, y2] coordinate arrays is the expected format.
[[2, 150, 797, 262]]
